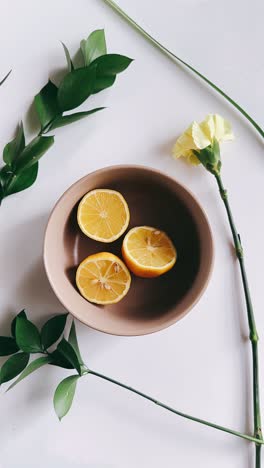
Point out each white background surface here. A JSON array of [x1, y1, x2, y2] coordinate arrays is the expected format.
[[0, 0, 264, 467]]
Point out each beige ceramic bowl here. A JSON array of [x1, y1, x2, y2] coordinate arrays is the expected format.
[[44, 165, 214, 336]]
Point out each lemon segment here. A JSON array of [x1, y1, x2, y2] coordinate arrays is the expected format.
[[122, 226, 177, 278], [77, 189, 130, 243], [76, 252, 131, 304]]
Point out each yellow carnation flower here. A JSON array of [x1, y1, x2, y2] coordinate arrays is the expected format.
[[172, 114, 234, 166]]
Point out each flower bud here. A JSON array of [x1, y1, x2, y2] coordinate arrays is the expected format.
[[193, 139, 221, 175], [172, 114, 233, 169]]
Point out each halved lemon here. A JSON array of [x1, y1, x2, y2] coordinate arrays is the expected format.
[[77, 189, 130, 243], [76, 252, 131, 305], [122, 226, 177, 278]]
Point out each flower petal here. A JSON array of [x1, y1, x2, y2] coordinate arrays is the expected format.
[[200, 114, 215, 140], [172, 124, 196, 158], [191, 121, 211, 149], [172, 113, 233, 168], [187, 151, 200, 165], [213, 114, 234, 141]]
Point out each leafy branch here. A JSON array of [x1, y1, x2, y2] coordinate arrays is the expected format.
[[0, 310, 263, 444], [102, 0, 264, 139], [0, 30, 132, 204]]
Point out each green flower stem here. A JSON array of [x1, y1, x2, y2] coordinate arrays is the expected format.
[[87, 369, 263, 445], [102, 0, 264, 139], [214, 173, 262, 468]]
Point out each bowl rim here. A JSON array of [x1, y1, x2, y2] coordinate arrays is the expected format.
[[43, 164, 214, 336]]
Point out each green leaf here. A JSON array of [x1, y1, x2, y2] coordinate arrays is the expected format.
[[53, 375, 79, 420], [57, 66, 97, 112], [49, 108, 105, 130], [3, 122, 25, 167], [41, 314, 68, 350], [4, 163, 39, 196], [81, 29, 107, 66], [68, 321, 83, 365], [0, 352, 29, 384], [11, 310, 27, 337], [0, 70, 12, 86], [34, 81, 61, 130], [91, 54, 133, 76], [90, 54, 132, 94], [49, 350, 75, 369], [15, 136, 54, 173], [56, 339, 81, 374], [0, 165, 13, 193], [15, 317, 42, 353], [80, 41, 86, 65], [61, 42, 74, 72], [0, 337, 19, 356], [7, 356, 51, 391], [93, 75, 116, 94]]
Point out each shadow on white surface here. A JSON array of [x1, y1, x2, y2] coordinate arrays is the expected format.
[[18, 256, 63, 314]]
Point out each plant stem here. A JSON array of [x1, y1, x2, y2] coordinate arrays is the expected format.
[[214, 173, 262, 468], [102, 0, 264, 139], [87, 369, 263, 445], [0, 70, 12, 86]]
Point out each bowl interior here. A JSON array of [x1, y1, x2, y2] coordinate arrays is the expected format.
[[44, 166, 213, 335]]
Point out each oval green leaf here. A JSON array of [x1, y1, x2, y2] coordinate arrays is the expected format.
[[56, 338, 81, 374], [81, 29, 107, 66], [5, 163, 39, 196], [91, 54, 133, 76], [49, 350, 75, 370], [15, 136, 54, 173], [54, 375, 79, 420], [68, 321, 83, 365], [3, 122, 25, 167], [92, 74, 116, 94], [57, 66, 97, 111], [49, 108, 104, 130], [61, 42, 74, 72], [0, 352, 29, 384], [15, 317, 42, 353], [0, 166, 12, 191], [0, 337, 19, 356], [7, 356, 51, 391], [11, 310, 27, 337], [41, 314, 68, 350], [34, 81, 61, 130]]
